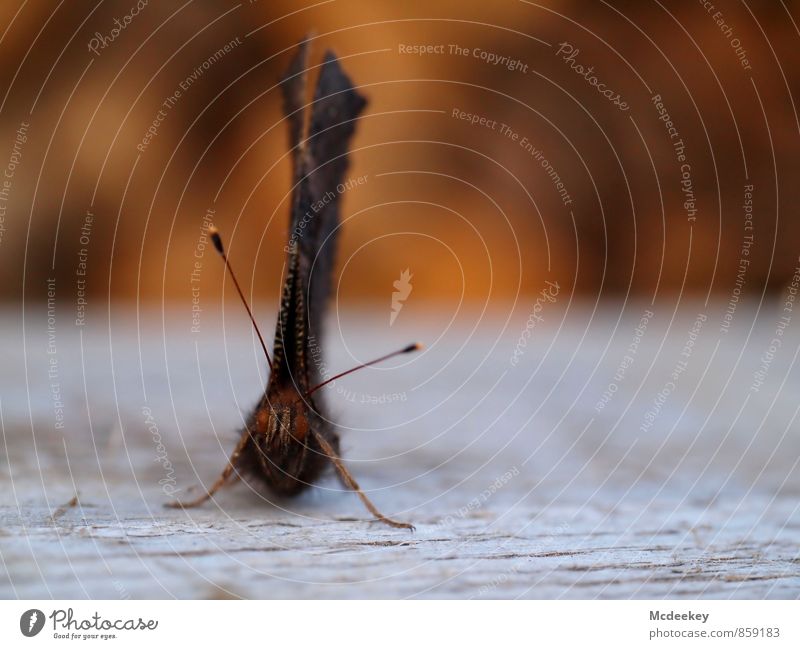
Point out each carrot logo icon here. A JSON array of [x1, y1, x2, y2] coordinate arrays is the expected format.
[[20, 609, 45, 637], [390, 269, 413, 326]]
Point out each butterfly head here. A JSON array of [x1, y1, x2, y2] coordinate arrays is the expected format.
[[255, 393, 310, 446]]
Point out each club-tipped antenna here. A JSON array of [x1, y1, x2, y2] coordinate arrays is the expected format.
[[304, 342, 423, 398], [209, 226, 272, 370]]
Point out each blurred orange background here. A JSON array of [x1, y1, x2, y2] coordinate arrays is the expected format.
[[1, 0, 798, 311]]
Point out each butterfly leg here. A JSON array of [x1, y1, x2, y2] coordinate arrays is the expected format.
[[310, 429, 414, 531], [164, 431, 249, 509]]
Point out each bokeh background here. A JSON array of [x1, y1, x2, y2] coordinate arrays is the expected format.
[[1, 0, 798, 312]]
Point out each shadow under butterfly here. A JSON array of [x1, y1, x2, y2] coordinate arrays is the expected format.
[[166, 40, 421, 530]]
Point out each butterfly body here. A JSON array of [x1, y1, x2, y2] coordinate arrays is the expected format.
[[243, 393, 332, 497], [167, 40, 416, 530]]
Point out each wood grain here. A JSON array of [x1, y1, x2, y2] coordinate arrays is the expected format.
[[1, 306, 799, 598]]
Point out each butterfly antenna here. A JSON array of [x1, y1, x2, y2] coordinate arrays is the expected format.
[[304, 343, 423, 398], [209, 226, 272, 370]]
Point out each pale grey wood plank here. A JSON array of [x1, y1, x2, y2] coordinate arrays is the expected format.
[[1, 306, 799, 598]]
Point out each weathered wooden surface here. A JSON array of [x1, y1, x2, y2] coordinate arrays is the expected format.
[[1, 305, 799, 598]]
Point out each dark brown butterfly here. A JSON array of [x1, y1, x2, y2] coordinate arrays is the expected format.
[[166, 40, 419, 530]]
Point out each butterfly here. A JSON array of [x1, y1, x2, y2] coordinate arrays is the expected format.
[[166, 39, 420, 530]]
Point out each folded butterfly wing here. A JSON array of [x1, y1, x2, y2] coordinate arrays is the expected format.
[[270, 41, 367, 392]]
